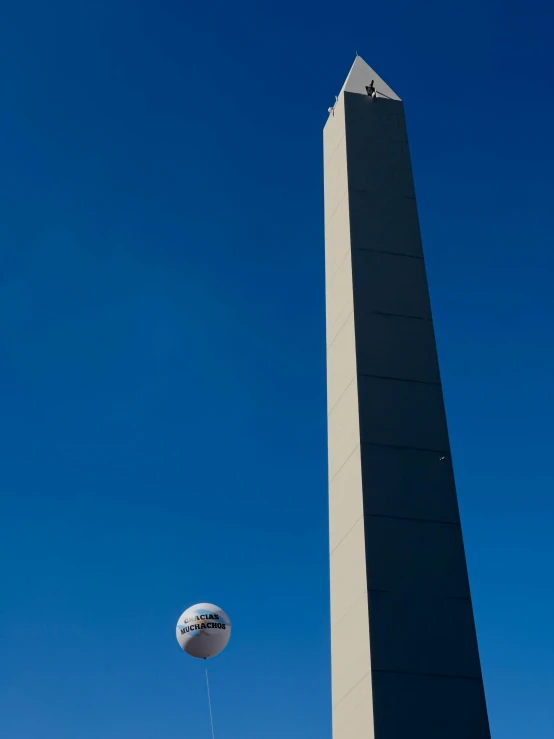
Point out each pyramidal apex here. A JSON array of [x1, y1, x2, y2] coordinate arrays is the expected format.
[[341, 55, 401, 101]]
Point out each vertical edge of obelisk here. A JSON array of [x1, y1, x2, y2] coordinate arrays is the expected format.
[[324, 92, 375, 739]]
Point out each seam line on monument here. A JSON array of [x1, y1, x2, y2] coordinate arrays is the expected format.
[[329, 443, 360, 484], [324, 132, 345, 169], [326, 245, 351, 289], [330, 515, 460, 552], [330, 514, 364, 555], [354, 246, 423, 260], [325, 132, 345, 166], [360, 373, 440, 387], [327, 374, 356, 418], [324, 135, 347, 180], [350, 188, 416, 202], [372, 310, 431, 321], [330, 591, 368, 631], [365, 513, 460, 526], [362, 441, 449, 454], [372, 668, 481, 681], [368, 590, 471, 601], [332, 669, 371, 710], [326, 310, 354, 352], [324, 185, 348, 227], [347, 186, 416, 200], [332, 684, 369, 720]]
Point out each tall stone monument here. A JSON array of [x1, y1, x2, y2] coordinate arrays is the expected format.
[[324, 56, 491, 738]]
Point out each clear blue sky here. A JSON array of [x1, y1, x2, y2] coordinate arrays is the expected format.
[[1, 1, 553, 737]]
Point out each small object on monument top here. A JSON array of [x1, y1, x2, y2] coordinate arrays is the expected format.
[[365, 79, 376, 96]]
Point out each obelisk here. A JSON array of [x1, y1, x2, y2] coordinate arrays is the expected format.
[[324, 56, 491, 738]]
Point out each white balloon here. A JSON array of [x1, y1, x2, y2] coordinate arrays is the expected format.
[[176, 603, 231, 660]]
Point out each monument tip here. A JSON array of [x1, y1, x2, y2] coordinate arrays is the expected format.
[[341, 55, 401, 101]]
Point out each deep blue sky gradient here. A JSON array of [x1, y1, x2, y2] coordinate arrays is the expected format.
[[1, 1, 553, 737]]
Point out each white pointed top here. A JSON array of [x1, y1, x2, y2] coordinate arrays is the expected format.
[[341, 55, 401, 101]]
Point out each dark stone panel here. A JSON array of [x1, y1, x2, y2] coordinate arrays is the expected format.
[[348, 145, 415, 199], [360, 444, 459, 523], [344, 93, 408, 144], [368, 590, 482, 678], [352, 249, 432, 319], [357, 375, 449, 450], [354, 311, 440, 383], [364, 515, 471, 597], [372, 670, 491, 739], [344, 93, 415, 198], [349, 188, 423, 257]]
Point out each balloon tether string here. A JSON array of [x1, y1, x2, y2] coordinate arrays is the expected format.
[[205, 666, 215, 739]]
